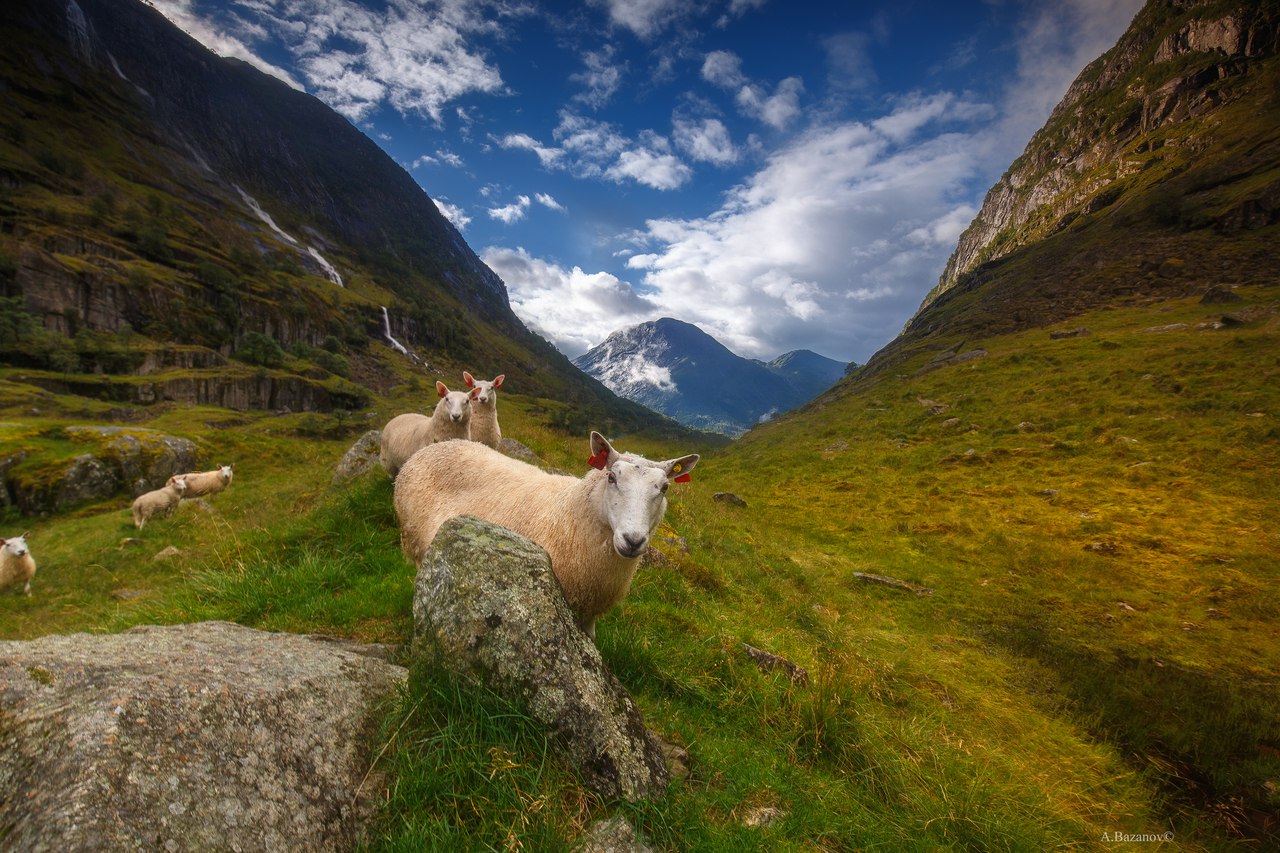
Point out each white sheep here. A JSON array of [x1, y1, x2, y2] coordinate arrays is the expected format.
[[394, 431, 699, 639], [167, 464, 232, 498], [380, 381, 474, 477], [0, 533, 36, 596], [131, 476, 188, 530], [463, 371, 505, 449]]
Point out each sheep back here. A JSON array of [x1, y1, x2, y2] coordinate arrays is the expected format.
[[381, 398, 471, 476], [168, 468, 230, 498], [131, 483, 184, 529], [394, 439, 636, 628]]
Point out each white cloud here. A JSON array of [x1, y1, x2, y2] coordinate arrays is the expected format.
[[500, 114, 692, 191], [593, 0, 687, 39], [534, 193, 566, 211], [703, 49, 805, 130], [146, 0, 303, 89], [572, 46, 624, 109], [433, 197, 471, 230], [488, 195, 531, 224], [154, 0, 525, 124], [823, 31, 877, 94], [481, 246, 659, 356], [673, 118, 739, 166]]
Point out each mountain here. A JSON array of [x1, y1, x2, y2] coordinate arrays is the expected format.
[[0, 0, 672, 435], [572, 317, 848, 436]]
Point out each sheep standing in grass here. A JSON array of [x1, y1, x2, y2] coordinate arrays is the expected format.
[[381, 381, 475, 477], [394, 431, 698, 639], [463, 372, 505, 449], [1, 533, 36, 596], [131, 476, 188, 530], [167, 464, 232, 498]]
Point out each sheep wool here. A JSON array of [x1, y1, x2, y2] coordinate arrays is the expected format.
[[463, 371, 504, 449], [168, 465, 232, 498], [131, 476, 188, 530], [380, 381, 474, 476], [0, 533, 36, 596], [394, 432, 698, 639]]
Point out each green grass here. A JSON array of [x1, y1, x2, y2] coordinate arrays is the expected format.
[[2, 286, 1278, 850]]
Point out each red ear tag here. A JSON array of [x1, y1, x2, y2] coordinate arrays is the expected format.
[[674, 473, 691, 483], [588, 450, 609, 470]]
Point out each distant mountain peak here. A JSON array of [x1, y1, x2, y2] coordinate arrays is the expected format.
[[574, 319, 849, 436]]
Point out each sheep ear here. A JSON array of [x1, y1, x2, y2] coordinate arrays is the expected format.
[[436, 381, 449, 398], [463, 371, 475, 387], [493, 374, 505, 388], [469, 387, 481, 400], [664, 454, 699, 483], [588, 431, 617, 470]]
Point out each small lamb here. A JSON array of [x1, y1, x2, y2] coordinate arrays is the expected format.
[[167, 464, 232, 498], [131, 475, 188, 530], [394, 431, 698, 639], [463, 371, 504, 449], [380, 381, 475, 477], [0, 533, 36, 596]]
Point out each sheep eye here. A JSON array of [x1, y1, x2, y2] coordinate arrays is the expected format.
[[607, 472, 617, 484], [659, 482, 669, 493]]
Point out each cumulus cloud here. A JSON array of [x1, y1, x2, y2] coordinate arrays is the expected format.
[[673, 117, 739, 166], [592, 0, 688, 39], [433, 197, 471, 230], [152, 0, 524, 124], [572, 46, 624, 109], [481, 246, 659, 356], [702, 49, 805, 130], [146, 0, 303, 88], [488, 195, 532, 224], [534, 193, 566, 211], [499, 113, 692, 191]]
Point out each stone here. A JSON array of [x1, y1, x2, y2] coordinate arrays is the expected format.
[[852, 571, 934, 597], [1200, 285, 1242, 304], [498, 436, 541, 464], [712, 492, 747, 508], [0, 621, 406, 852], [152, 545, 181, 561], [332, 429, 383, 484], [742, 806, 786, 829], [742, 643, 809, 685], [1050, 327, 1092, 339], [65, 426, 199, 493], [411, 516, 669, 802], [579, 815, 655, 853]]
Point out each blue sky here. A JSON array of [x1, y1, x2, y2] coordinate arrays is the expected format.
[[148, 0, 1143, 364]]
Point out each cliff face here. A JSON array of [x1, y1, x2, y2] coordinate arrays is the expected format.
[[922, 0, 1280, 313]]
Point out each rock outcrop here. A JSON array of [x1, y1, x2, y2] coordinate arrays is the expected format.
[[333, 429, 383, 484], [0, 621, 405, 852], [3, 426, 198, 515], [922, 0, 1280, 311], [412, 515, 670, 802]]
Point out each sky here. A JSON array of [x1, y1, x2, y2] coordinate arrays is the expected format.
[[146, 0, 1144, 365]]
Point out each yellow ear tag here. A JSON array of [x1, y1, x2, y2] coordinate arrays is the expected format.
[[672, 463, 682, 473]]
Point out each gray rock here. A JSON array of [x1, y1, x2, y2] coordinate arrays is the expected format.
[[412, 516, 670, 802], [498, 436, 541, 464], [742, 642, 809, 685], [579, 815, 655, 853], [0, 621, 406, 852], [713, 492, 747, 508], [852, 571, 934, 597], [332, 429, 383, 484], [66, 426, 200, 493], [1050, 327, 1092, 339]]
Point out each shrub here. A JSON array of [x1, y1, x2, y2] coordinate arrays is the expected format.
[[235, 331, 285, 368]]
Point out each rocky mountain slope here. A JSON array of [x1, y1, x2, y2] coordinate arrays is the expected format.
[[573, 317, 848, 436], [0, 0, 665, 432]]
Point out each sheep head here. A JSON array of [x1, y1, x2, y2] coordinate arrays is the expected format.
[[463, 372, 504, 407], [588, 431, 699, 559], [2, 533, 30, 558], [434, 382, 472, 424]]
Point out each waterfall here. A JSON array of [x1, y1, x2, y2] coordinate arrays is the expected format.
[[381, 307, 412, 357]]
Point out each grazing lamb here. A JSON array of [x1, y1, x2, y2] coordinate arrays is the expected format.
[[380, 381, 474, 477], [394, 431, 698, 639], [131, 476, 188, 530], [167, 464, 232, 498], [463, 371, 505, 449], [0, 533, 36, 596]]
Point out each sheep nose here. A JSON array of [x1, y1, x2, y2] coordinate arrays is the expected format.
[[621, 533, 647, 555], [451, 413, 462, 421]]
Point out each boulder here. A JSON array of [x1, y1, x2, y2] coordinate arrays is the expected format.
[[332, 429, 383, 484], [412, 515, 670, 802], [498, 436, 541, 464], [0, 621, 405, 852], [66, 426, 200, 493]]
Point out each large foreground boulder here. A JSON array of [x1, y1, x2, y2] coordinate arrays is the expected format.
[[412, 515, 670, 802], [0, 621, 405, 852]]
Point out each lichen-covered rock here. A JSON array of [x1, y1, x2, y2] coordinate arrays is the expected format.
[[412, 515, 670, 802], [333, 429, 383, 484], [0, 621, 406, 852], [497, 436, 540, 464], [66, 425, 200, 493]]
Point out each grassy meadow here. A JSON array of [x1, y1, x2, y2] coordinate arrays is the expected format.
[[1, 285, 1278, 851]]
